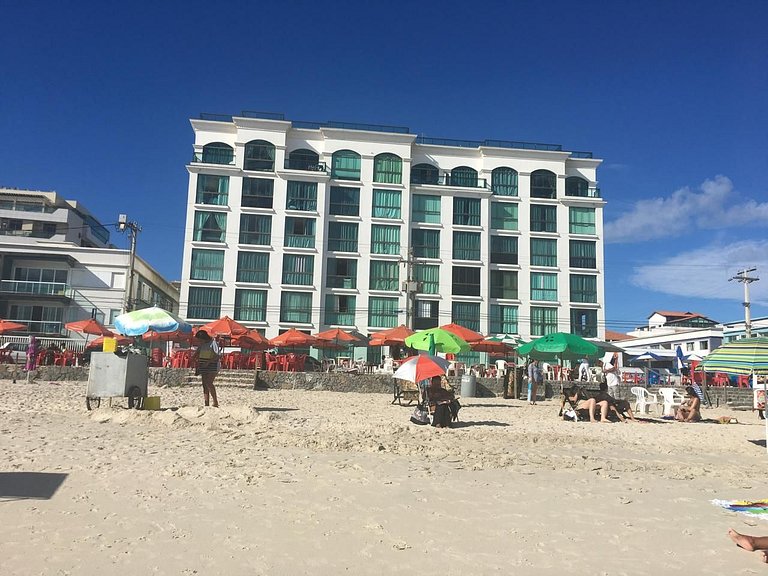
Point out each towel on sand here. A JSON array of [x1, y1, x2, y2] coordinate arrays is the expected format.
[[713, 499, 768, 519]]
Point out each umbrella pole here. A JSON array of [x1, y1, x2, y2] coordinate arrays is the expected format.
[[762, 372, 767, 455]]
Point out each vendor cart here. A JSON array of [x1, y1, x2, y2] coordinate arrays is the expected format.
[[86, 351, 148, 410]]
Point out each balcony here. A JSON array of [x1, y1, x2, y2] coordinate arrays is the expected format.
[[0, 280, 72, 300], [411, 174, 490, 189], [283, 160, 328, 172], [0, 199, 57, 214], [191, 150, 236, 165], [4, 319, 64, 335], [564, 187, 601, 199]]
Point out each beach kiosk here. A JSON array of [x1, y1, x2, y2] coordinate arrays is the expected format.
[[86, 351, 148, 410]]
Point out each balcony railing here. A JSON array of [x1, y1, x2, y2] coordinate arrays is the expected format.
[[565, 187, 601, 198], [0, 200, 57, 214], [283, 160, 328, 172], [411, 174, 490, 189], [0, 280, 72, 297], [3, 320, 64, 335], [192, 151, 236, 165]]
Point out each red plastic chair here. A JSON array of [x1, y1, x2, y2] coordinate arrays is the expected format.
[[713, 372, 730, 387], [266, 353, 280, 371], [737, 375, 751, 388], [150, 348, 164, 368]]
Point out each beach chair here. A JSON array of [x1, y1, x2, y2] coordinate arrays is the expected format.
[[630, 386, 659, 414], [658, 387, 684, 416], [392, 378, 420, 406]]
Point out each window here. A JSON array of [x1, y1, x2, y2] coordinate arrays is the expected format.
[[236, 251, 269, 283], [530, 205, 557, 232], [282, 254, 314, 285], [490, 304, 518, 334], [371, 225, 401, 255], [453, 231, 481, 260], [280, 292, 313, 323], [327, 222, 358, 252], [242, 178, 274, 208], [571, 309, 597, 337], [244, 140, 275, 171], [531, 306, 557, 336], [411, 163, 439, 185], [686, 342, 695, 352], [412, 229, 440, 258], [234, 289, 267, 322], [490, 236, 518, 264], [530, 238, 557, 267], [10, 267, 68, 294], [531, 272, 558, 301], [325, 294, 356, 325], [188, 287, 221, 320], [193, 211, 226, 243], [329, 186, 360, 216], [201, 142, 234, 165], [414, 264, 439, 294], [368, 296, 399, 328], [286, 181, 317, 211], [196, 174, 229, 205], [286, 149, 320, 171], [284, 217, 316, 248], [414, 300, 439, 330], [491, 202, 518, 230], [326, 258, 357, 289], [570, 240, 596, 269], [373, 153, 402, 184], [450, 166, 478, 187], [565, 176, 589, 197], [490, 270, 518, 299], [570, 274, 597, 303], [453, 197, 481, 226], [569, 207, 596, 235], [8, 304, 63, 334], [452, 301, 480, 332], [412, 194, 441, 223], [369, 260, 399, 291], [700, 341, 709, 350], [190, 249, 224, 281], [452, 266, 480, 296], [372, 189, 401, 219], [491, 167, 518, 196], [331, 150, 361, 180], [239, 214, 271, 245], [530, 169, 556, 198]]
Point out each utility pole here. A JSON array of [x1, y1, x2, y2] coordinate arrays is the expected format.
[[401, 247, 417, 329], [118, 214, 141, 313], [730, 267, 759, 337]]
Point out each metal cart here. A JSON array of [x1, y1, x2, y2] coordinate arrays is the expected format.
[[86, 351, 148, 410]]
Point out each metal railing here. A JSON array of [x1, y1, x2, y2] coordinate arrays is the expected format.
[[0, 200, 57, 214], [192, 151, 236, 165], [0, 335, 87, 353], [0, 280, 71, 297], [411, 174, 490, 189], [283, 160, 327, 172], [565, 187, 601, 198]]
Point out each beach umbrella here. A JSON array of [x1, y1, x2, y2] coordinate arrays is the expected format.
[[0, 319, 28, 334], [369, 325, 415, 346], [65, 318, 113, 336], [486, 333, 526, 347], [269, 328, 317, 348], [314, 327, 364, 347], [393, 354, 450, 383], [471, 339, 514, 354], [86, 334, 132, 350], [439, 323, 484, 344], [516, 332, 599, 361], [231, 329, 271, 350], [701, 337, 768, 454], [405, 327, 470, 355], [200, 316, 248, 338], [114, 306, 192, 336], [142, 328, 193, 343]]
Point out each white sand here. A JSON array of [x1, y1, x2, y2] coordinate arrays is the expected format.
[[1, 380, 767, 575]]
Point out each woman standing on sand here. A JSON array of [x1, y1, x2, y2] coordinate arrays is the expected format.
[[192, 329, 220, 407]]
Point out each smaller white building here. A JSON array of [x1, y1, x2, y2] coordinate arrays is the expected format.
[[619, 310, 723, 355]]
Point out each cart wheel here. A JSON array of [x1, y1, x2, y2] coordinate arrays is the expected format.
[[86, 397, 101, 411], [127, 387, 144, 410]]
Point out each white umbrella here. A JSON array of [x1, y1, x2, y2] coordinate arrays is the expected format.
[[393, 355, 450, 383]]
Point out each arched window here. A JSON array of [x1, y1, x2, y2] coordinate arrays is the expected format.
[[201, 142, 234, 165], [530, 169, 556, 199], [565, 176, 589, 197], [287, 149, 320, 171], [373, 153, 402, 184], [450, 166, 478, 188], [244, 140, 275, 171], [331, 150, 361, 180], [411, 163, 439, 185], [491, 167, 518, 196]]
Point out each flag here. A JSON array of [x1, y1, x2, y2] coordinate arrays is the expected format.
[[675, 345, 686, 372]]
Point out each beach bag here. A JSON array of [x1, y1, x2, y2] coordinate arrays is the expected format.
[[410, 407, 430, 425], [563, 408, 577, 421]]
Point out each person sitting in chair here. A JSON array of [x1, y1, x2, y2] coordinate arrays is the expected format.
[[427, 375, 455, 428], [675, 386, 701, 422]]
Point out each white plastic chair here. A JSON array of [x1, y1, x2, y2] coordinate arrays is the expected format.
[[658, 387, 684, 416], [630, 386, 660, 415]]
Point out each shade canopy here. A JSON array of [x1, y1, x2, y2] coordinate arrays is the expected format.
[[393, 354, 450, 383], [700, 337, 768, 375], [439, 323, 484, 344], [199, 316, 248, 337], [0, 320, 28, 334], [369, 325, 415, 346], [269, 328, 317, 348], [231, 329, 271, 350], [114, 306, 192, 337], [65, 318, 113, 336], [471, 339, 515, 354], [405, 328, 470, 355], [314, 328, 364, 347], [516, 332, 599, 360], [86, 334, 132, 350], [142, 329, 193, 343]]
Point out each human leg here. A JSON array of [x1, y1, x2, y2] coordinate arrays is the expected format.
[[202, 372, 219, 407], [728, 528, 768, 551], [598, 400, 610, 422], [531, 382, 538, 405], [578, 398, 597, 422]]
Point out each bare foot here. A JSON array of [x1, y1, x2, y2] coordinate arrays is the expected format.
[[729, 528, 756, 551], [761, 550, 768, 563]]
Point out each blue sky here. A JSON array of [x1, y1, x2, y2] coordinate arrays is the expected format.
[[2, 0, 767, 333]]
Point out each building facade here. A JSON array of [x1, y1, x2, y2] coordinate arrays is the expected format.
[[180, 113, 605, 342], [0, 188, 179, 337]]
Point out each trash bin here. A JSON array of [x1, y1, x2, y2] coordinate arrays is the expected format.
[[460, 374, 477, 398]]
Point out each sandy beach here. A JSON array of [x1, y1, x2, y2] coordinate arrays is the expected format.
[[2, 380, 767, 575]]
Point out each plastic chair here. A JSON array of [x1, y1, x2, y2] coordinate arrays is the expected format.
[[713, 373, 730, 387], [658, 387, 684, 416], [266, 353, 280, 371], [737, 375, 751, 388], [630, 386, 660, 414]]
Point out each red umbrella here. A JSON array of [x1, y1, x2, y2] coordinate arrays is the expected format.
[[315, 328, 364, 346], [65, 318, 113, 336], [142, 329, 192, 343], [86, 334, 132, 350], [471, 340, 515, 354], [199, 316, 248, 337], [0, 319, 28, 334], [232, 329, 271, 350], [369, 325, 415, 346], [392, 355, 450, 383], [269, 328, 317, 348], [440, 323, 484, 344]]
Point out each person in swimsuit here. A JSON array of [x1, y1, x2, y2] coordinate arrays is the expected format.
[[192, 329, 220, 407]]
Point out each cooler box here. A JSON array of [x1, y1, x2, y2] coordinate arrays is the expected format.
[[87, 352, 148, 398]]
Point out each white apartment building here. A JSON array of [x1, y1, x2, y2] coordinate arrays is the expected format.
[[180, 112, 605, 348], [0, 188, 179, 337]]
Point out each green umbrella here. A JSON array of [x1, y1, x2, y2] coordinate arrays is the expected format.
[[405, 328, 470, 355], [516, 332, 599, 361], [486, 334, 528, 347]]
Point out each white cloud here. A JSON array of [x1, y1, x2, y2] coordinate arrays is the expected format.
[[605, 176, 768, 243], [630, 240, 768, 306]]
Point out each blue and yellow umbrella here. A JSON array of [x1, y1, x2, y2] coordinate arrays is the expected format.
[[700, 337, 768, 375]]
